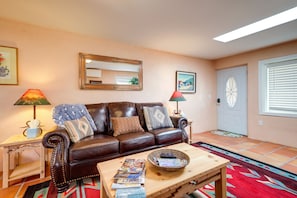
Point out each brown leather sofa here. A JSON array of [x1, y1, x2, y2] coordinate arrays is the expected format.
[[42, 102, 188, 192]]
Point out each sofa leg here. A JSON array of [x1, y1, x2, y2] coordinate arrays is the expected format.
[[57, 183, 69, 193]]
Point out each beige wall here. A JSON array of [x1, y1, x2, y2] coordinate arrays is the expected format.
[[214, 40, 297, 148], [0, 18, 216, 169], [1, 18, 296, 171]]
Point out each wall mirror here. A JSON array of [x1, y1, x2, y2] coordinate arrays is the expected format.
[[79, 53, 143, 90]]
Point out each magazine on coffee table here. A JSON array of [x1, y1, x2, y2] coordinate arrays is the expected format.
[[112, 158, 146, 188], [118, 158, 145, 173]]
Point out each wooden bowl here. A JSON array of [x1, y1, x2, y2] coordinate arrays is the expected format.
[[147, 149, 190, 171]]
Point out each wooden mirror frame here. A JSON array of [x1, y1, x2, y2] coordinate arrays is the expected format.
[[79, 53, 143, 90]]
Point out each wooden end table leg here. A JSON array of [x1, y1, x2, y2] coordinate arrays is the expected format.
[[215, 166, 227, 198], [40, 143, 45, 178], [2, 147, 9, 188], [100, 177, 108, 198], [189, 122, 192, 144]]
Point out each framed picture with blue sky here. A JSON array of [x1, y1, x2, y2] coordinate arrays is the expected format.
[[176, 71, 196, 93]]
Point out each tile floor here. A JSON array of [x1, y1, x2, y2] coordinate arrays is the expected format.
[[192, 131, 297, 174], [1, 130, 297, 197]]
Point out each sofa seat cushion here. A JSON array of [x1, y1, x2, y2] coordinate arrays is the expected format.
[[116, 132, 155, 153], [149, 128, 183, 145], [69, 134, 119, 161]]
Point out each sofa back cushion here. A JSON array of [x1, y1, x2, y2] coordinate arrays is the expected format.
[[86, 103, 109, 134], [85, 102, 166, 135], [136, 102, 163, 131]]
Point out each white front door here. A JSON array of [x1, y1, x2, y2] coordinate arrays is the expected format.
[[217, 66, 247, 135]]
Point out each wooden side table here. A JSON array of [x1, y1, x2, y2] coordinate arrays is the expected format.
[[0, 132, 47, 188]]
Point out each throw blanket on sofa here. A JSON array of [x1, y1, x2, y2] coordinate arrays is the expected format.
[[53, 104, 97, 131]]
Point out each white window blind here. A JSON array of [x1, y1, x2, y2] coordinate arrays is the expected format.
[[267, 60, 297, 112], [259, 54, 297, 117]]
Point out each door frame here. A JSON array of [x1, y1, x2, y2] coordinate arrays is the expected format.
[[217, 65, 248, 135]]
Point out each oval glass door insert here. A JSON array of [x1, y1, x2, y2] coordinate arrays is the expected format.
[[226, 77, 238, 108]]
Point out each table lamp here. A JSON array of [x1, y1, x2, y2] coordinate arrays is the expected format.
[[169, 90, 186, 115], [14, 89, 51, 137]]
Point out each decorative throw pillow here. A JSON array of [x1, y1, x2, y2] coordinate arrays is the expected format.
[[111, 116, 144, 137], [143, 106, 174, 131], [64, 116, 94, 142]]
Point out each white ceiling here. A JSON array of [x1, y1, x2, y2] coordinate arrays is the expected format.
[[1, 0, 297, 60]]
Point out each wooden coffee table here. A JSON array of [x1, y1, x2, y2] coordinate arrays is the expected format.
[[97, 143, 229, 198]]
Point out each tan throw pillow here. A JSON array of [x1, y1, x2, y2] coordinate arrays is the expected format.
[[111, 116, 144, 137], [143, 106, 174, 131], [64, 116, 94, 142]]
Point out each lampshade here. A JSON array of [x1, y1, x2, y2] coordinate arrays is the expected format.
[[169, 90, 186, 115], [14, 89, 51, 119], [169, 91, 186, 102]]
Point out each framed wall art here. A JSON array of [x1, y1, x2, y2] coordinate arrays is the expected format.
[[0, 46, 18, 85], [176, 71, 196, 93]]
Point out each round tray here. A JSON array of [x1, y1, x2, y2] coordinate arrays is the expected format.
[[147, 149, 190, 171]]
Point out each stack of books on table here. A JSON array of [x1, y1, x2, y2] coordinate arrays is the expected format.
[[112, 158, 146, 198]]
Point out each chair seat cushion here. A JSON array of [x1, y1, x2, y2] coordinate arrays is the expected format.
[[149, 128, 183, 145], [116, 132, 155, 153], [69, 134, 119, 161]]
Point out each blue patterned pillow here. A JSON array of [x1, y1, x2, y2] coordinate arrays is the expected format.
[[64, 116, 94, 142], [143, 106, 173, 131]]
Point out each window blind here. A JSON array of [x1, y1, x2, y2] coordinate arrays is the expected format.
[[267, 59, 297, 113]]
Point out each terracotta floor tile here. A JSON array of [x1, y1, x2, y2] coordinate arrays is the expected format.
[[192, 131, 297, 174], [247, 142, 283, 154], [281, 163, 297, 174], [265, 152, 293, 164], [258, 158, 283, 167], [239, 150, 264, 161], [237, 150, 284, 167], [273, 147, 297, 158], [228, 142, 259, 151], [288, 158, 297, 166]]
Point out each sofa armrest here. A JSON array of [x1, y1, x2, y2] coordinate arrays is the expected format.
[[42, 127, 71, 149], [170, 116, 188, 129], [42, 127, 71, 191], [170, 116, 189, 143]]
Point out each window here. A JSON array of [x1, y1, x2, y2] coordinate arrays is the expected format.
[[226, 77, 238, 108], [259, 54, 297, 118]]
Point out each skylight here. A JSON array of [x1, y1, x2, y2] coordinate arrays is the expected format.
[[214, 6, 297, 43]]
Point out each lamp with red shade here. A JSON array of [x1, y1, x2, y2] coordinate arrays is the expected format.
[[14, 89, 51, 138], [169, 90, 186, 116]]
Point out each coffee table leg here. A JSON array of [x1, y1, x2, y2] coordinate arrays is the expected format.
[[100, 177, 108, 198], [215, 167, 227, 198]]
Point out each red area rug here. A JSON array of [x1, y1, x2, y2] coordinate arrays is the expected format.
[[23, 177, 100, 198], [24, 142, 297, 198], [193, 142, 297, 198]]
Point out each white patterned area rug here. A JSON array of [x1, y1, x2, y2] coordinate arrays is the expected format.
[[211, 130, 244, 138]]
